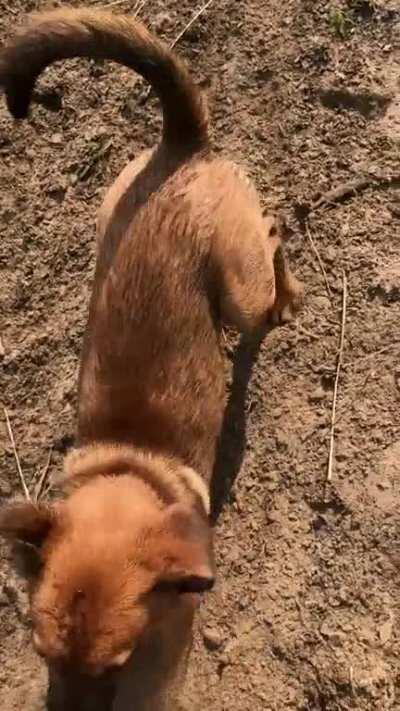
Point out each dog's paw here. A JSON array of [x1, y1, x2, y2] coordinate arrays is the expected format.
[[269, 274, 304, 325]]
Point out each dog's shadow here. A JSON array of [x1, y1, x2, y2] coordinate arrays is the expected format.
[[210, 331, 267, 523]]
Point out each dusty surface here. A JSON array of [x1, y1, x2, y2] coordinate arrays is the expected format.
[[1, 0, 399, 709]]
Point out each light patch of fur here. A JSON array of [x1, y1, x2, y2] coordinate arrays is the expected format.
[[63, 443, 210, 515], [178, 467, 210, 517]]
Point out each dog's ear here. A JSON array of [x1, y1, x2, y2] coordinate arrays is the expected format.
[[152, 505, 215, 594], [0, 501, 56, 577]]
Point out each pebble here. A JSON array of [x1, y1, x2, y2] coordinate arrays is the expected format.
[[153, 12, 172, 32], [0, 588, 9, 607], [0, 478, 12, 496], [379, 619, 393, 645], [312, 295, 330, 311], [275, 430, 289, 449], [50, 133, 63, 145], [202, 625, 224, 651], [309, 386, 326, 403]]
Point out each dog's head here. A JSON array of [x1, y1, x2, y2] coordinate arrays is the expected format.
[[0, 475, 214, 677]]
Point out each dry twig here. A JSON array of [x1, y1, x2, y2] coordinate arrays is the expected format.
[[326, 271, 347, 488], [3, 407, 31, 500], [140, 0, 215, 102], [170, 0, 214, 49], [312, 173, 400, 212], [75, 138, 113, 183], [313, 177, 371, 210], [306, 223, 333, 302], [133, 0, 149, 15], [296, 323, 319, 340], [34, 447, 53, 501], [100, 0, 148, 15], [101, 0, 130, 8]]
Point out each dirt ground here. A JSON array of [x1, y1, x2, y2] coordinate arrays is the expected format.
[[0, 0, 399, 709]]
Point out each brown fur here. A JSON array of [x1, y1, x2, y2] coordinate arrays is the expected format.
[[0, 7, 303, 707]]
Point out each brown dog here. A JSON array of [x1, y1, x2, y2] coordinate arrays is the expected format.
[[0, 7, 303, 707]]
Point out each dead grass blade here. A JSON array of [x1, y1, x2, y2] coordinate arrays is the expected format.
[[326, 271, 347, 490], [3, 407, 31, 500], [306, 223, 333, 302]]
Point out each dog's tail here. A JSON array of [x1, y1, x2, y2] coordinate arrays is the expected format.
[[0, 8, 208, 154]]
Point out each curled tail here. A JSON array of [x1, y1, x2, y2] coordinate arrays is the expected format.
[[0, 8, 208, 153]]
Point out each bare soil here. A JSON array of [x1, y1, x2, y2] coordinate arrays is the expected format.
[[1, 0, 399, 709]]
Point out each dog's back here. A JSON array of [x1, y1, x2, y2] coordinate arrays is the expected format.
[[79, 157, 227, 478]]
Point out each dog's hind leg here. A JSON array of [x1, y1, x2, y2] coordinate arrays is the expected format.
[[266, 216, 304, 325], [216, 214, 303, 336]]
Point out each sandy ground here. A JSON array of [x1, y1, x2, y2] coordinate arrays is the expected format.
[[1, 0, 399, 709]]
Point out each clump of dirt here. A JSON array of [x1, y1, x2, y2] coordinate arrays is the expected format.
[[1, 1, 399, 710]]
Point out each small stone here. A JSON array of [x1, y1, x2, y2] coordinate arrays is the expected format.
[[379, 619, 392, 645], [309, 386, 326, 403], [0, 480, 12, 496], [320, 622, 344, 645], [0, 587, 10, 606], [25, 148, 36, 160], [218, 653, 230, 668], [324, 246, 336, 263], [275, 430, 289, 449], [202, 626, 224, 651], [50, 132, 63, 145], [312, 296, 330, 311], [153, 12, 172, 32]]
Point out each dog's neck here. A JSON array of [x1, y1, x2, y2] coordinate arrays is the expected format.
[[62, 442, 210, 517]]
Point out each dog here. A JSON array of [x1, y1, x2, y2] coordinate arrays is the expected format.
[[0, 7, 303, 708]]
